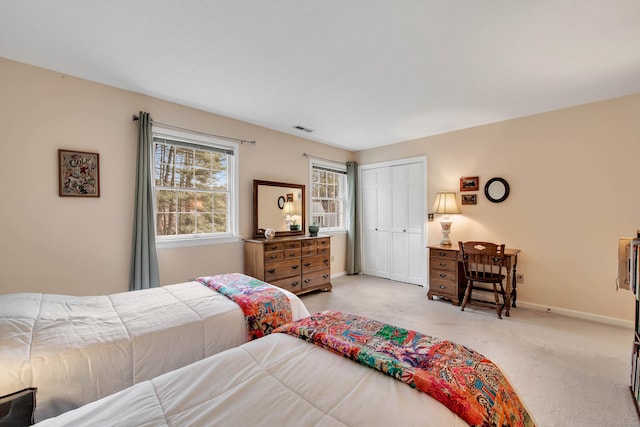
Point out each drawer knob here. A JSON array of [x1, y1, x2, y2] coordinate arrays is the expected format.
[[439, 273, 447, 278], [439, 262, 446, 267], [291, 265, 299, 270], [267, 268, 276, 274], [323, 274, 329, 279], [270, 255, 278, 259], [304, 279, 311, 284], [323, 259, 329, 264], [304, 263, 311, 267], [292, 281, 299, 286], [438, 252, 446, 256], [439, 285, 446, 289]]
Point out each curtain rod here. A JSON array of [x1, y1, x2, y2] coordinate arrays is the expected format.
[[303, 152, 346, 165], [132, 115, 256, 145]]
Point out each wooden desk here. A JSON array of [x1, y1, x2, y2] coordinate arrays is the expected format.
[[427, 244, 521, 314]]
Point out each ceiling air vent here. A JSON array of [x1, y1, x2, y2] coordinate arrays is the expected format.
[[293, 125, 314, 133]]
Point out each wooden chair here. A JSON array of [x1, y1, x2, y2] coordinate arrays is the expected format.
[[459, 241, 508, 318]]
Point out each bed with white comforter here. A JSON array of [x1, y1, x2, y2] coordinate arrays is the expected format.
[[33, 311, 534, 427], [35, 333, 470, 427], [0, 276, 309, 422]]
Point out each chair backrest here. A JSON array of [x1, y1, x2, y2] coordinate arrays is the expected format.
[[458, 241, 507, 281]]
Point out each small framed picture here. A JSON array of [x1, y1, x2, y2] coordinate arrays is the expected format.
[[461, 194, 477, 205], [58, 149, 100, 197], [460, 176, 479, 192]]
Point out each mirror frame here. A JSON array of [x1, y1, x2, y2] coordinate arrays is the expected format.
[[484, 177, 510, 203], [253, 179, 306, 238]]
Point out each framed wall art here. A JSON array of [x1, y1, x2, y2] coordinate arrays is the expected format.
[[58, 149, 100, 197], [460, 176, 479, 192], [461, 194, 477, 205]]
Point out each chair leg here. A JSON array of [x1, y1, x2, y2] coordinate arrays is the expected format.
[[500, 283, 510, 317], [460, 280, 472, 312], [492, 282, 503, 319]]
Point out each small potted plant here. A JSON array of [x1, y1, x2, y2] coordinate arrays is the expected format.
[[308, 221, 320, 237], [289, 219, 300, 231]]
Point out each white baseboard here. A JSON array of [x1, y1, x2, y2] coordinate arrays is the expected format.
[[516, 300, 633, 329], [331, 271, 347, 279]]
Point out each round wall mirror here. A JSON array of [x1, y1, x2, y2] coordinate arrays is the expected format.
[[484, 177, 510, 203]]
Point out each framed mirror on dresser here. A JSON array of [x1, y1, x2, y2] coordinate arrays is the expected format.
[[247, 180, 331, 295], [253, 180, 305, 238]]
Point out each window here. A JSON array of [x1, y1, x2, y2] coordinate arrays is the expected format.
[[310, 160, 347, 231], [152, 127, 239, 245]]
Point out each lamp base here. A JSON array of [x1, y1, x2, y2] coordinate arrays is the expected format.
[[439, 221, 453, 246]]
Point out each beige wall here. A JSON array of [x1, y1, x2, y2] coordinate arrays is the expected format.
[[0, 58, 350, 295], [356, 94, 640, 322], [2, 56, 638, 323]]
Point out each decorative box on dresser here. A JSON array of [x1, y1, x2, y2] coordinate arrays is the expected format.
[[244, 235, 332, 296], [427, 245, 465, 305]]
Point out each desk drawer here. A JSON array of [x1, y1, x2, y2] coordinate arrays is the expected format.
[[429, 277, 458, 297], [430, 258, 457, 272], [430, 249, 457, 261]]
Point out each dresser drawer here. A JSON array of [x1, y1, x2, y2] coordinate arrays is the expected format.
[[264, 242, 285, 252], [270, 276, 302, 293], [317, 246, 329, 255], [301, 247, 317, 257], [301, 239, 316, 248], [316, 238, 330, 249], [302, 269, 331, 290], [264, 259, 301, 281], [284, 248, 301, 259], [301, 254, 330, 273], [430, 258, 457, 272], [282, 241, 301, 250], [264, 251, 284, 262]]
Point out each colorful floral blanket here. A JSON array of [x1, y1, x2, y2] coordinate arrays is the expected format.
[[274, 311, 535, 427], [197, 273, 292, 340]]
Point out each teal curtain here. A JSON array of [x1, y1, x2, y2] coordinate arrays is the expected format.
[[346, 161, 361, 274], [129, 111, 160, 290]]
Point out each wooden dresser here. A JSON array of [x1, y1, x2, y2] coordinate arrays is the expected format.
[[244, 235, 332, 295], [427, 245, 465, 305]]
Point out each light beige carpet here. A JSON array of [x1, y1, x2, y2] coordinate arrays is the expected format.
[[300, 274, 640, 427]]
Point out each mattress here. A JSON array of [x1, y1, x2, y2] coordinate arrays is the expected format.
[[0, 277, 309, 422], [34, 333, 470, 427]]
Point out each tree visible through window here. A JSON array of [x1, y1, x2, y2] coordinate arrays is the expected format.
[[311, 162, 346, 230], [153, 131, 237, 240]]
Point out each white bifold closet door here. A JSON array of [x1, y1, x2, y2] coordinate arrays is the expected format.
[[361, 160, 425, 285]]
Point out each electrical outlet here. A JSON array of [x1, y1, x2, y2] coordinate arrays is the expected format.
[[428, 213, 434, 222], [516, 274, 524, 284]]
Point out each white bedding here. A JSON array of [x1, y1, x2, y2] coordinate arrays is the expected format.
[[0, 278, 309, 422], [35, 333, 469, 427]]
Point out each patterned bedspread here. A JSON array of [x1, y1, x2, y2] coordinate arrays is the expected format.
[[197, 273, 293, 340], [274, 311, 535, 427]]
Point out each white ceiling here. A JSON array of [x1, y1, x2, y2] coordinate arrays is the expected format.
[[1, 1, 639, 151]]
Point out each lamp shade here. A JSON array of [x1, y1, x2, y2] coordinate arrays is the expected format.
[[282, 201, 297, 216], [432, 192, 461, 214]]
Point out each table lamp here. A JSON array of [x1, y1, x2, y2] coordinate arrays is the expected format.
[[282, 201, 296, 226], [432, 191, 461, 246]]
